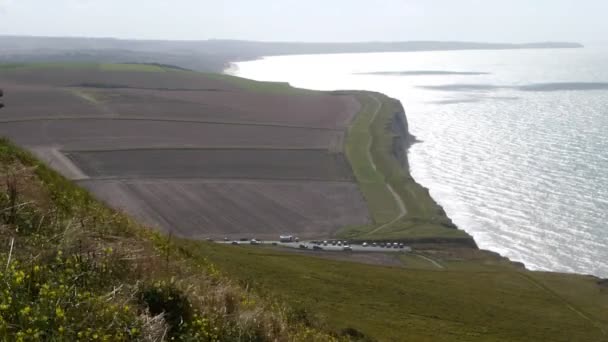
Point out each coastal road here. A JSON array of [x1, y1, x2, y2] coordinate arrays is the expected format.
[[367, 94, 407, 234], [218, 240, 412, 253]]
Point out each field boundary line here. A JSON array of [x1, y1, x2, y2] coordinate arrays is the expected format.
[[75, 176, 357, 183], [0, 116, 343, 131], [62, 147, 333, 153]]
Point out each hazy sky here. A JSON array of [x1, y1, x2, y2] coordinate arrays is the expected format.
[[0, 0, 606, 43]]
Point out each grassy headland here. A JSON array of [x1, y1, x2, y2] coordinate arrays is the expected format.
[[340, 92, 473, 243]]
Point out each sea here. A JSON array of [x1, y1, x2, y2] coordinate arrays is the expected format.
[[229, 46, 608, 278]]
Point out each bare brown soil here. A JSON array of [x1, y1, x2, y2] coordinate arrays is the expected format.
[[0, 120, 340, 150], [67, 149, 354, 181], [0, 84, 105, 119], [109, 88, 361, 129], [79, 179, 369, 239]]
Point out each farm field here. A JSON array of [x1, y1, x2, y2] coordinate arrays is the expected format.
[[0, 64, 241, 89], [67, 148, 354, 181], [0, 63, 370, 238], [103, 88, 361, 128], [0, 120, 341, 150], [80, 179, 369, 239]]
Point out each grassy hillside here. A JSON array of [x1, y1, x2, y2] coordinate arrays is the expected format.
[[0, 139, 343, 341], [192, 243, 608, 342]]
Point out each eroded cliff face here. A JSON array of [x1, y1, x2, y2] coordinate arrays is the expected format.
[[390, 99, 417, 171]]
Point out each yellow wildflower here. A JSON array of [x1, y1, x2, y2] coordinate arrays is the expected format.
[[55, 307, 65, 319], [20, 306, 31, 316]]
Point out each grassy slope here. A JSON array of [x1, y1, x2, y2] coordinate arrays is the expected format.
[[343, 94, 399, 224], [202, 72, 316, 95], [0, 139, 342, 341], [195, 243, 608, 342], [340, 93, 470, 241]]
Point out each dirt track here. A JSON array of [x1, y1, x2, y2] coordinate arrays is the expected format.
[[0, 66, 370, 238]]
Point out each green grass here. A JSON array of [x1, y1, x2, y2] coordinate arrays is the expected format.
[[344, 95, 399, 224], [202, 72, 315, 95], [188, 242, 608, 342], [99, 63, 166, 72], [341, 93, 470, 241]]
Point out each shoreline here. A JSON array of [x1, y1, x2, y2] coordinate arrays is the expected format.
[[386, 95, 608, 279], [221, 68, 606, 279]]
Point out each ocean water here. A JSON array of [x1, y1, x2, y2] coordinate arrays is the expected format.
[[229, 47, 608, 277]]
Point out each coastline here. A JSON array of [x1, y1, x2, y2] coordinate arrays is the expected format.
[[337, 91, 479, 245], [222, 67, 606, 278]]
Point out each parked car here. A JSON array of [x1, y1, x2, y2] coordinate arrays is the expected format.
[[372, 242, 377, 247], [362, 242, 368, 247], [342, 246, 353, 252], [299, 244, 308, 249], [313, 245, 323, 251], [250, 239, 260, 245], [224, 237, 229, 241], [271, 242, 278, 246], [231, 241, 239, 245], [323, 240, 328, 246]]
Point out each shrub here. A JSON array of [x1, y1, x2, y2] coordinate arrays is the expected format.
[[138, 281, 192, 336]]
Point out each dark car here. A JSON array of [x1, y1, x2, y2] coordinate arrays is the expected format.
[[313, 245, 323, 251], [299, 244, 308, 249], [231, 241, 239, 245]]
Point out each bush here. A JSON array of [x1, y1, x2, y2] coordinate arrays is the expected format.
[[340, 327, 375, 342], [138, 281, 192, 336]]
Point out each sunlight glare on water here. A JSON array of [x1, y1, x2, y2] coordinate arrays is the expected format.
[[231, 48, 608, 277]]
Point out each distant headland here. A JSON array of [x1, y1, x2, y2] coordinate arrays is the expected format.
[[0, 35, 583, 72]]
